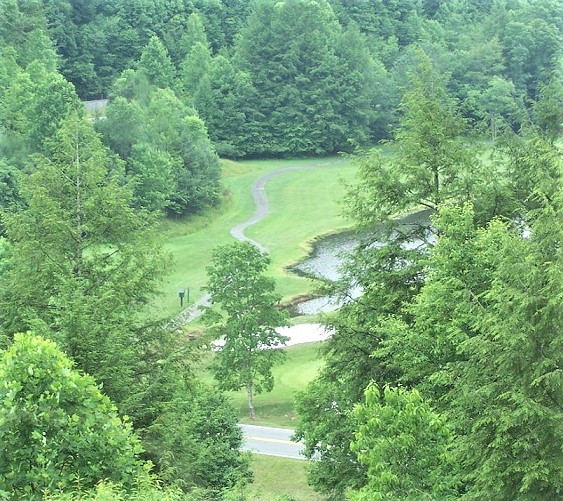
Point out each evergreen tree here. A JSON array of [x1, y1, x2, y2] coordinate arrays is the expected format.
[[138, 35, 175, 89], [194, 55, 258, 158], [0, 113, 168, 410], [294, 48, 505, 497], [235, 0, 372, 155], [178, 41, 212, 100]]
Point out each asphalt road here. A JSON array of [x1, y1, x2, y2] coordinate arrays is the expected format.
[[240, 424, 305, 460]]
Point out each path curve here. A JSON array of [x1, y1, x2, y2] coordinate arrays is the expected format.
[[230, 164, 322, 252], [169, 160, 342, 327]]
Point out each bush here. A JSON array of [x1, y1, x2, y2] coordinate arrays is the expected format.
[[0, 333, 146, 498]]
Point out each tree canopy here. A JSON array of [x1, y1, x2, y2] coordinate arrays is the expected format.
[[0, 332, 146, 498]]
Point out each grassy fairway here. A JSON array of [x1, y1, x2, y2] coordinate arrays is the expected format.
[[244, 455, 324, 501], [153, 156, 355, 319], [247, 159, 354, 299]]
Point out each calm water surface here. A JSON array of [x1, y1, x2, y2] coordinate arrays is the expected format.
[[291, 210, 433, 315]]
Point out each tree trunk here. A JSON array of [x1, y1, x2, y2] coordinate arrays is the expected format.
[[246, 379, 256, 419]]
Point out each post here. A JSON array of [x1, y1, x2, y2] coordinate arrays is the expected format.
[[178, 289, 186, 307]]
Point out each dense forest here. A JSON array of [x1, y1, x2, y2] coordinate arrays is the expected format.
[[0, 0, 561, 499]]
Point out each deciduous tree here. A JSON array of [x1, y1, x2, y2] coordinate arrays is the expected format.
[[205, 241, 288, 419], [349, 384, 454, 500], [0, 332, 146, 498]]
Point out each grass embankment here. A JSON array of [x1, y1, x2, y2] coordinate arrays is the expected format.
[[245, 455, 324, 501], [233, 342, 324, 427], [197, 341, 324, 427], [153, 156, 355, 319]]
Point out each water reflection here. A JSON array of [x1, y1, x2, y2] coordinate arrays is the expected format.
[[290, 209, 433, 315]]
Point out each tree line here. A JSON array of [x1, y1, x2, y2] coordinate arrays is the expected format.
[[2, 0, 561, 159], [294, 51, 562, 499]]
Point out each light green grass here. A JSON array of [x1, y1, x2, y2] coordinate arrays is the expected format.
[[151, 156, 356, 319], [233, 342, 324, 427], [246, 159, 355, 300], [199, 342, 325, 428], [243, 455, 324, 501]]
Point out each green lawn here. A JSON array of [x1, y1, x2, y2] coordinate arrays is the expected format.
[[243, 455, 324, 501], [198, 341, 325, 428], [150, 156, 355, 319]]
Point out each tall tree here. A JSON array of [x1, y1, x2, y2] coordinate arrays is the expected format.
[[452, 143, 563, 499], [178, 41, 212, 100], [0, 159, 22, 235], [294, 48, 506, 497], [100, 85, 222, 216], [194, 55, 258, 158], [0, 61, 81, 163], [128, 142, 177, 213], [205, 241, 288, 419], [138, 35, 175, 89], [235, 0, 374, 155], [355, 132, 563, 498], [0, 113, 167, 410]]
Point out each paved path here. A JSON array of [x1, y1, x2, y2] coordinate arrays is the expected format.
[[229, 164, 324, 253], [240, 424, 304, 460]]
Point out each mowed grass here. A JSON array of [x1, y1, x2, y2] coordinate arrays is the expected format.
[[244, 455, 324, 501], [151, 156, 355, 319], [199, 342, 325, 428], [246, 159, 354, 299]]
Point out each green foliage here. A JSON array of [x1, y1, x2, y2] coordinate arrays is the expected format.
[[2, 0, 559, 157], [0, 113, 168, 410], [467, 76, 525, 139], [534, 61, 563, 142], [349, 384, 454, 500], [234, 0, 376, 156], [0, 159, 23, 234], [138, 36, 175, 89], [0, 332, 146, 498], [351, 132, 562, 498], [194, 55, 258, 158], [44, 480, 190, 501], [0, 60, 81, 163], [178, 41, 212, 100], [100, 85, 221, 216], [295, 49, 519, 498], [294, 374, 366, 497], [205, 241, 289, 418], [393, 49, 471, 209], [128, 143, 177, 212], [144, 386, 252, 495]]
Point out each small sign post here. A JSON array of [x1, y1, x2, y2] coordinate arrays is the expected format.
[[178, 288, 186, 307]]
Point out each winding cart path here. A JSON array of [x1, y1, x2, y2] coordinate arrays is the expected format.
[[169, 160, 341, 327]]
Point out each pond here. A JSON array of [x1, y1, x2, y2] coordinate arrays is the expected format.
[[290, 209, 433, 315]]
